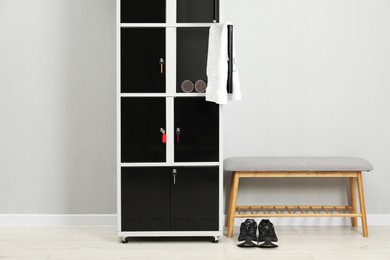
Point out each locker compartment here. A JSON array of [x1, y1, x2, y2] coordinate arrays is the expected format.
[[121, 28, 165, 93], [177, 28, 209, 93], [170, 167, 219, 231], [177, 0, 219, 23], [174, 97, 219, 162], [121, 98, 166, 163], [121, 0, 166, 23], [121, 167, 170, 231], [121, 167, 219, 231]]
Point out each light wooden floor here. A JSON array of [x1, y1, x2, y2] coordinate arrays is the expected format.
[[0, 226, 389, 259]]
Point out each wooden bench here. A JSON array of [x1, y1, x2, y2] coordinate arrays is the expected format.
[[224, 157, 373, 238]]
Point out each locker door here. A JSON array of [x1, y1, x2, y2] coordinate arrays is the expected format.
[[121, 167, 170, 231], [170, 167, 219, 231], [174, 97, 219, 162], [177, 28, 209, 93], [177, 0, 219, 23], [121, 28, 165, 93], [121, 0, 166, 23], [121, 98, 166, 163]]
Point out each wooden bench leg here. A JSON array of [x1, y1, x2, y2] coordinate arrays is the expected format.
[[357, 172, 368, 237], [225, 172, 235, 228], [227, 172, 240, 238], [349, 177, 358, 227]]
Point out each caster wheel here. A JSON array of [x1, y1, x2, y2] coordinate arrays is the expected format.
[[121, 237, 128, 243], [212, 237, 219, 243]]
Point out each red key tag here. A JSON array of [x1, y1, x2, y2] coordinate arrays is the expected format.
[[160, 128, 166, 144]]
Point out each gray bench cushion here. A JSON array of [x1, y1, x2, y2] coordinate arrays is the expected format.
[[224, 157, 373, 172]]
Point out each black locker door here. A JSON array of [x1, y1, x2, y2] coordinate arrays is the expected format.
[[174, 97, 219, 162], [177, 28, 209, 93], [177, 0, 219, 23], [121, 0, 166, 23], [121, 28, 165, 93], [170, 167, 219, 231], [121, 98, 166, 162], [121, 167, 170, 231]]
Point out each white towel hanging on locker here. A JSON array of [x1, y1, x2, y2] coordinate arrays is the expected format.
[[206, 22, 241, 105]]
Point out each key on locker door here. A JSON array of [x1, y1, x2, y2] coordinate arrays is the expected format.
[[172, 169, 177, 184], [176, 127, 180, 143], [160, 128, 166, 143], [159, 58, 164, 74]]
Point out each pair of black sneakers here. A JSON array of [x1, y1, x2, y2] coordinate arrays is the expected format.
[[237, 219, 279, 248]]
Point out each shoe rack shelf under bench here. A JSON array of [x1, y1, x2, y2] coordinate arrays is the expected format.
[[234, 205, 361, 218]]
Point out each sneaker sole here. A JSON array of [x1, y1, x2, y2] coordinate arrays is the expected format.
[[237, 237, 258, 247], [258, 239, 279, 248]]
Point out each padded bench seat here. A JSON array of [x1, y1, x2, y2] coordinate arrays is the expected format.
[[224, 157, 373, 238]]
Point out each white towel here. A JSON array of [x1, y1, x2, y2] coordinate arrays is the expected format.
[[206, 22, 241, 104]]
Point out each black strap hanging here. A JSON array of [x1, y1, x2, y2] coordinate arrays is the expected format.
[[227, 25, 233, 94]]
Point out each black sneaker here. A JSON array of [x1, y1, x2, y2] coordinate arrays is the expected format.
[[258, 219, 279, 248], [237, 219, 258, 247]]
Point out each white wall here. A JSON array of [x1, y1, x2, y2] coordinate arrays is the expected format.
[[0, 0, 116, 213], [0, 0, 389, 216]]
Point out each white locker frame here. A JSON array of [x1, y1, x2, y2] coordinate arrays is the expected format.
[[117, 0, 224, 242]]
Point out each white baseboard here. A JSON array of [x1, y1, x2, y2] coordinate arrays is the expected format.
[[0, 214, 389, 226], [0, 214, 116, 226]]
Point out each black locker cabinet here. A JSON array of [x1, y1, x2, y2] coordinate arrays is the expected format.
[[118, 0, 222, 241]]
